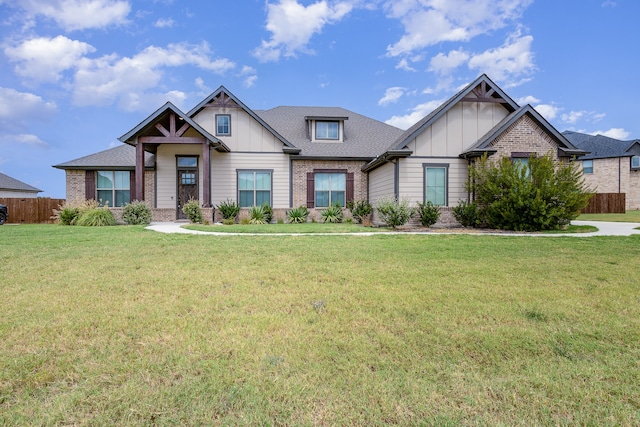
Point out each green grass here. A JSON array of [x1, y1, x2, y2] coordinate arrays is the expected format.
[[541, 224, 598, 234], [1, 225, 640, 426], [578, 210, 640, 222], [186, 222, 389, 233]]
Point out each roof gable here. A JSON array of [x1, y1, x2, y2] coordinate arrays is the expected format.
[[53, 144, 155, 170], [0, 172, 42, 193], [563, 131, 636, 159]]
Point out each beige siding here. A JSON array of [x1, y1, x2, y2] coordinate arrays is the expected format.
[[0, 190, 39, 198], [368, 162, 395, 204], [211, 152, 290, 208], [406, 102, 509, 157], [155, 145, 203, 209], [398, 157, 469, 206], [192, 107, 282, 152]]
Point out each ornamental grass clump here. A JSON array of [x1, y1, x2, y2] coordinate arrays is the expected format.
[[216, 199, 240, 222], [249, 204, 268, 224], [75, 205, 116, 226], [122, 200, 152, 225], [56, 198, 115, 226], [287, 206, 309, 224], [320, 203, 344, 223]]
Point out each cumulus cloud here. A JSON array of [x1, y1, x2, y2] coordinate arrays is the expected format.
[[385, 0, 532, 57], [591, 128, 629, 139], [561, 110, 606, 124], [378, 87, 405, 106], [395, 58, 417, 72], [0, 87, 57, 125], [517, 95, 539, 105], [467, 30, 534, 84], [18, 0, 130, 31], [385, 99, 444, 130], [533, 103, 559, 120], [0, 133, 48, 147], [429, 48, 470, 75], [5, 35, 96, 83], [253, 0, 353, 62], [154, 17, 175, 28], [238, 66, 258, 88]]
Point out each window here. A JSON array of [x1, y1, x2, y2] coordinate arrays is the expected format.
[[97, 171, 130, 207], [316, 121, 339, 140], [632, 156, 640, 170], [177, 156, 197, 168], [315, 172, 345, 207], [238, 171, 272, 207], [216, 114, 231, 136], [582, 160, 593, 174], [424, 165, 447, 206]]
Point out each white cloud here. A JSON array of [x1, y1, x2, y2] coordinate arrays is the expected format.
[[591, 128, 629, 139], [385, 0, 532, 57], [253, 0, 353, 62], [561, 111, 584, 124], [0, 87, 57, 125], [429, 48, 470, 74], [0, 133, 48, 147], [5, 35, 95, 83], [238, 66, 258, 88], [154, 17, 175, 28], [378, 87, 405, 106], [517, 95, 539, 105], [18, 0, 130, 31], [467, 31, 534, 84], [385, 99, 444, 130], [561, 110, 606, 125], [533, 103, 559, 120], [395, 58, 416, 72]]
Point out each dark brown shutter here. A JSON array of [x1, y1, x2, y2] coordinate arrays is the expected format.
[[85, 171, 95, 200], [346, 172, 354, 203], [306, 172, 315, 208], [129, 171, 136, 202]]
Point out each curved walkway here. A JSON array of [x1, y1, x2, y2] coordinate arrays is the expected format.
[[146, 220, 640, 237]]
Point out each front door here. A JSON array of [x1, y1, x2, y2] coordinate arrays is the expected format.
[[177, 169, 198, 219]]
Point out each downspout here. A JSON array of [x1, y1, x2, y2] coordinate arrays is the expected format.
[[289, 157, 293, 208], [393, 159, 399, 200]]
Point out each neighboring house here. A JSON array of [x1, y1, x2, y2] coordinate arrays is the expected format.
[[54, 74, 586, 223], [563, 131, 640, 210], [0, 172, 42, 198]]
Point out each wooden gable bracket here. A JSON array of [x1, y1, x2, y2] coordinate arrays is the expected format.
[[203, 92, 239, 109], [140, 113, 205, 144], [461, 81, 508, 104]]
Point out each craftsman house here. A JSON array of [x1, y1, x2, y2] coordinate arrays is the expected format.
[[54, 74, 586, 223]]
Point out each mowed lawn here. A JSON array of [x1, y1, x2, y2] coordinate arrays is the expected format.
[[1, 225, 639, 426]]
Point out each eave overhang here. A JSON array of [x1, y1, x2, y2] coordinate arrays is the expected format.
[[361, 149, 413, 172]]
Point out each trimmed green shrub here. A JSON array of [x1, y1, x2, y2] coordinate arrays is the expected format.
[[416, 201, 440, 227], [182, 199, 203, 224], [347, 200, 372, 224], [469, 153, 593, 231], [58, 205, 81, 225], [217, 199, 240, 221], [122, 200, 152, 225], [375, 196, 414, 228], [249, 205, 268, 224], [320, 203, 344, 223], [452, 200, 481, 227], [287, 206, 309, 224], [261, 202, 273, 223], [76, 207, 116, 226]]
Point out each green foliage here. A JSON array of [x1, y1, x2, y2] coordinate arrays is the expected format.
[[76, 207, 116, 226], [320, 202, 344, 223], [375, 196, 414, 228], [56, 198, 100, 225], [469, 153, 593, 231], [452, 200, 481, 227], [248, 205, 268, 224], [286, 206, 310, 224], [415, 201, 441, 227], [122, 200, 152, 225], [216, 199, 240, 221], [346, 199, 373, 224], [261, 202, 273, 223], [222, 218, 235, 225], [182, 199, 203, 224]]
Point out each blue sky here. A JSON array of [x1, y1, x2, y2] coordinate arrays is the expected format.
[[1, 0, 638, 198]]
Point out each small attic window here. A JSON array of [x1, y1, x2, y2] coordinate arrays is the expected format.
[[316, 121, 339, 140], [632, 156, 640, 170]]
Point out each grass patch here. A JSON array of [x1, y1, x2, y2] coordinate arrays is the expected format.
[[541, 224, 598, 234], [1, 225, 640, 425], [578, 210, 640, 222], [185, 222, 389, 233]]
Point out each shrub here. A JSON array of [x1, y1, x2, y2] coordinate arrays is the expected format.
[[320, 203, 344, 223], [416, 201, 441, 227], [452, 200, 481, 227], [76, 207, 116, 226], [249, 205, 268, 224], [182, 199, 203, 223], [222, 218, 235, 225], [375, 196, 414, 228], [55, 198, 100, 225], [240, 217, 250, 225], [122, 200, 152, 225], [347, 200, 372, 224], [261, 202, 273, 223], [217, 199, 240, 221], [469, 153, 593, 231], [287, 206, 309, 224]]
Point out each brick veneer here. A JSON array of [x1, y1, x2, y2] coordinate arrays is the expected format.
[[583, 158, 640, 209], [489, 115, 560, 160]]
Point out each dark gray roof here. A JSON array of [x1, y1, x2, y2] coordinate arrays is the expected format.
[[562, 131, 640, 160], [0, 172, 42, 193], [53, 144, 155, 170], [256, 106, 404, 158]]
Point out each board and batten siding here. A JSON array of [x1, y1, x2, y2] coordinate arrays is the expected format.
[[405, 102, 509, 156], [368, 162, 395, 204], [192, 107, 282, 153], [398, 157, 469, 206], [155, 144, 204, 209], [211, 151, 290, 208]]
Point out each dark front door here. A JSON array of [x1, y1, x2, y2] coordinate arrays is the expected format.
[[177, 169, 198, 219]]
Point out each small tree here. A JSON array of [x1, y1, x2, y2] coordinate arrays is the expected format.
[[468, 153, 592, 231]]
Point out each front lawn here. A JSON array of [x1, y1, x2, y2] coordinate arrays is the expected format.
[[1, 225, 639, 425], [578, 210, 640, 222], [186, 222, 390, 233]]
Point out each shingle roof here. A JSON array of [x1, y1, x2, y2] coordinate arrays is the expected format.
[[255, 106, 404, 158], [53, 144, 155, 169], [562, 131, 639, 159], [0, 172, 42, 193]]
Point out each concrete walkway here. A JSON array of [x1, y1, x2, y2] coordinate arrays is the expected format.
[[146, 220, 640, 237]]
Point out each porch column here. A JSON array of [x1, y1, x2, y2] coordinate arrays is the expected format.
[[202, 141, 211, 207], [135, 142, 145, 201]]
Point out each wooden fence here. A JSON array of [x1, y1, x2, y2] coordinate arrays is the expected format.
[[0, 198, 66, 224], [581, 193, 626, 214]]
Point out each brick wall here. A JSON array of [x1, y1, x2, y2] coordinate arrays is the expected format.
[[64, 170, 155, 204], [490, 115, 560, 160], [584, 158, 640, 210]]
